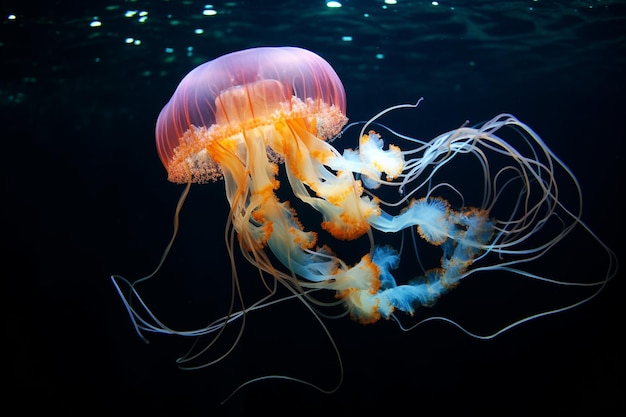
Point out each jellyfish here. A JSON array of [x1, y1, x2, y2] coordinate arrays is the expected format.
[[111, 46, 617, 397]]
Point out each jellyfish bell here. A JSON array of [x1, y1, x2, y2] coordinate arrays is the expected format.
[[155, 46, 347, 184], [111, 46, 617, 401]]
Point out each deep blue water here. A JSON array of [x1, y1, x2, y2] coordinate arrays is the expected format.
[[2, 1, 624, 415]]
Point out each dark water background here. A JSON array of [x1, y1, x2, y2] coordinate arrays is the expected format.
[[2, 1, 625, 415]]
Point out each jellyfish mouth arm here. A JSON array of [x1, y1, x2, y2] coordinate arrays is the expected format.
[[336, 203, 495, 323], [330, 130, 405, 190], [250, 188, 383, 293], [292, 171, 379, 241], [337, 248, 449, 323], [273, 123, 380, 240]]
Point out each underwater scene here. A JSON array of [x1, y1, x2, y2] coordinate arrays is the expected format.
[[2, 1, 624, 416]]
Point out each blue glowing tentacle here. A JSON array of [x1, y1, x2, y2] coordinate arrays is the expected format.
[[351, 206, 495, 320]]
